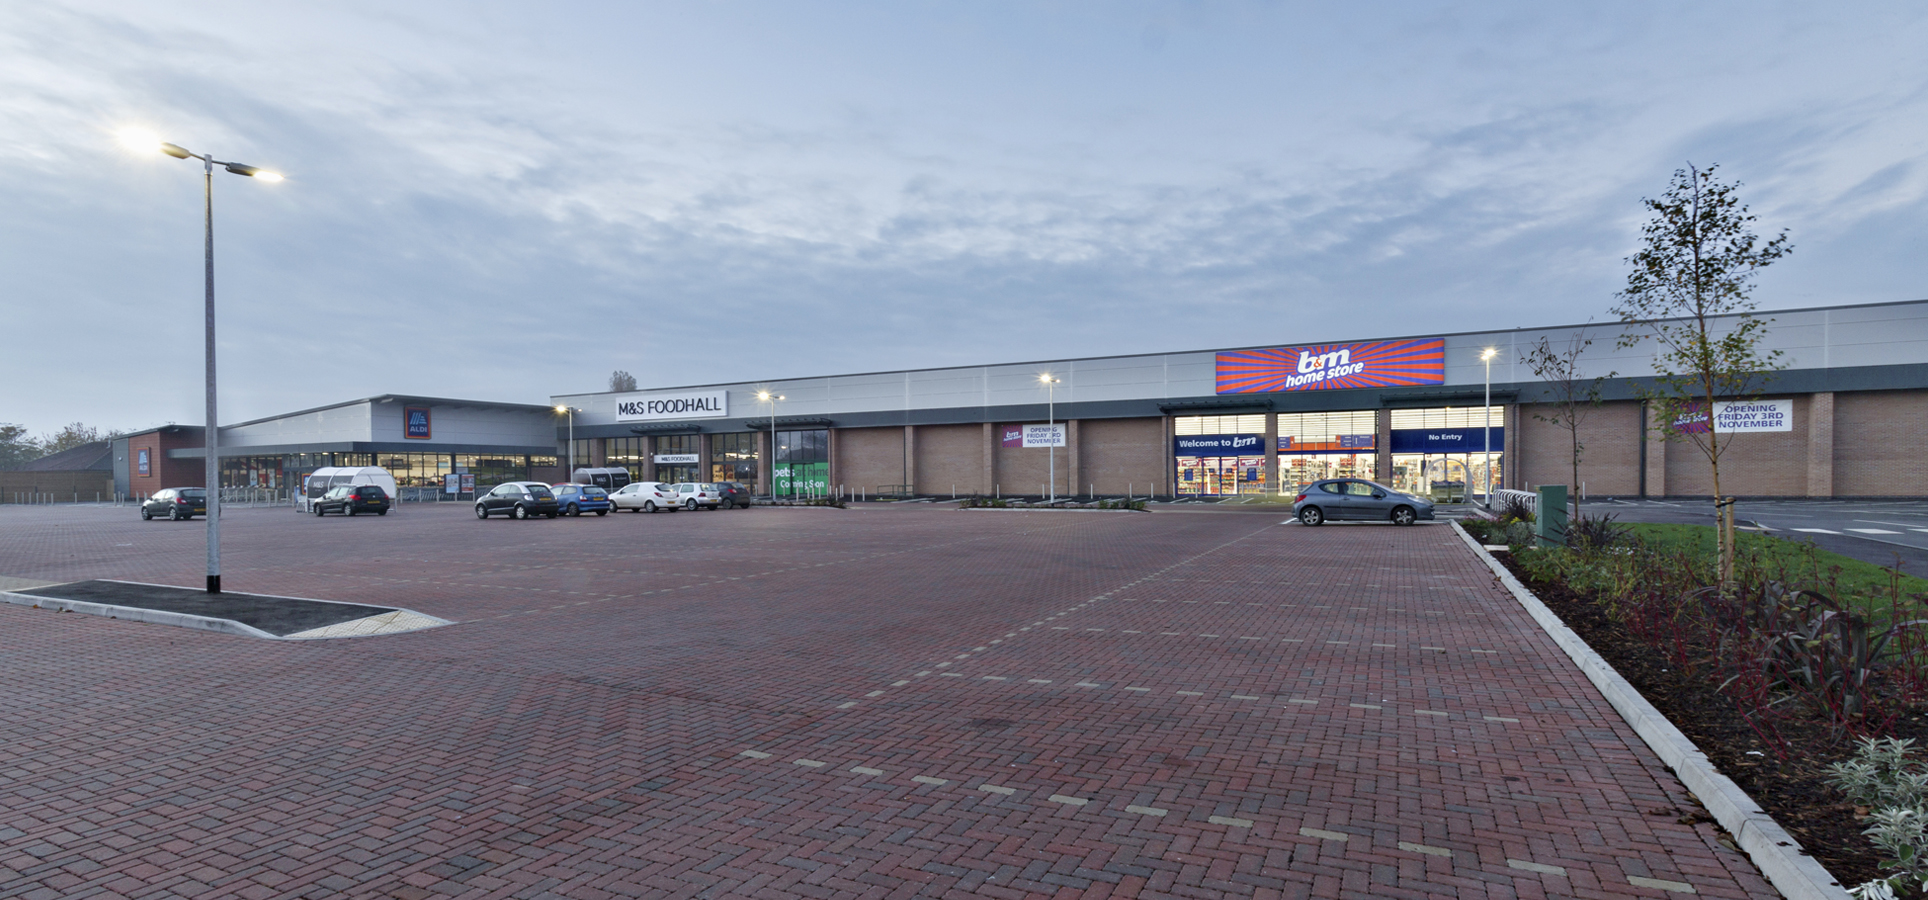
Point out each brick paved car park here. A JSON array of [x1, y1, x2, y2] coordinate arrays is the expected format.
[[0, 503, 1776, 899]]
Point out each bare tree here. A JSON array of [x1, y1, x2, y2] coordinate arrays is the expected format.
[[1523, 329, 1614, 521], [609, 370, 638, 392], [1612, 163, 1791, 585], [39, 422, 103, 455]]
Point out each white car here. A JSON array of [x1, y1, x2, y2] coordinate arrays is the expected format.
[[610, 481, 681, 513], [673, 482, 725, 511]]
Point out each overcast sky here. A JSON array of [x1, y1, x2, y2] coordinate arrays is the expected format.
[[3, 1, 1924, 436]]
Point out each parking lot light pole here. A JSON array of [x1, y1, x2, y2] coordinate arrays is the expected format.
[[1039, 374, 1060, 501], [1480, 347, 1497, 508], [555, 406, 579, 479], [757, 391, 783, 498], [143, 137, 281, 594]]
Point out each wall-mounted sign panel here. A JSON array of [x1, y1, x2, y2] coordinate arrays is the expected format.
[[404, 406, 432, 439], [613, 390, 729, 422], [1669, 399, 1792, 433], [654, 453, 701, 464], [1388, 428, 1504, 453], [1215, 338, 1446, 393], [1279, 434, 1375, 455], [1021, 424, 1065, 448], [137, 448, 151, 477], [1174, 434, 1266, 457]]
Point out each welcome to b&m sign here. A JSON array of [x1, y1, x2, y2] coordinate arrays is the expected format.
[[1215, 338, 1446, 393]]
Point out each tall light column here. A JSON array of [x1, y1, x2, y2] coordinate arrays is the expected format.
[[141, 136, 281, 594], [757, 391, 783, 498], [556, 406, 579, 477], [1480, 347, 1497, 508], [1039, 374, 1060, 501]]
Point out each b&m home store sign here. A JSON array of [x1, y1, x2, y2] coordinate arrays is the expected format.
[[1215, 339, 1445, 393]]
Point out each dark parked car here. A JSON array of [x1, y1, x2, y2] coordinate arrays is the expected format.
[[313, 484, 390, 516], [140, 488, 207, 520], [717, 482, 753, 508], [551, 484, 612, 516], [475, 481, 561, 519], [1292, 478, 1435, 527]]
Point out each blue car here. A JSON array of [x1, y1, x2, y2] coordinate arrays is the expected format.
[[551, 483, 612, 517]]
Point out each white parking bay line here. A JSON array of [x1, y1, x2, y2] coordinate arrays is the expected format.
[[1792, 528, 1841, 534], [1847, 528, 1903, 534]]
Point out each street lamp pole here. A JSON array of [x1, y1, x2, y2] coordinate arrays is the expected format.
[[148, 139, 281, 594], [1481, 347, 1497, 509], [1039, 374, 1060, 501], [758, 391, 783, 498], [555, 406, 578, 478]]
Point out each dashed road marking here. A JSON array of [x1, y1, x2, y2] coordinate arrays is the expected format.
[[1627, 876, 1696, 893], [1125, 805, 1167, 816], [850, 767, 884, 776], [1048, 795, 1089, 806], [1399, 841, 1452, 857], [978, 784, 1015, 795], [739, 750, 771, 759], [1508, 859, 1567, 876], [794, 759, 826, 768], [911, 776, 948, 785], [1298, 826, 1343, 840]]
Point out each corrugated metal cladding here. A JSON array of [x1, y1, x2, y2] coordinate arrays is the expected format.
[[552, 300, 1928, 432]]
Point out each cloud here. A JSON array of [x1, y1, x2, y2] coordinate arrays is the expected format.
[[1, 1, 1926, 433]]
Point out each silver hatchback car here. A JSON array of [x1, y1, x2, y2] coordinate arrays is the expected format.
[[1292, 478, 1435, 526]]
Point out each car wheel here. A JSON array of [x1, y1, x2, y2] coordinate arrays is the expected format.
[[140, 507, 152, 520], [1298, 506, 1324, 527], [546, 511, 558, 518], [595, 510, 607, 516], [513, 504, 528, 520], [475, 504, 489, 519], [643, 501, 657, 513], [567, 503, 580, 517], [721, 498, 735, 509], [378, 509, 388, 516], [1391, 505, 1416, 526], [170, 508, 183, 521], [685, 499, 698, 511], [315, 505, 326, 516], [345, 505, 356, 517]]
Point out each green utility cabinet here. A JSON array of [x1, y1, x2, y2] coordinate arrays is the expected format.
[[1535, 485, 1568, 548]]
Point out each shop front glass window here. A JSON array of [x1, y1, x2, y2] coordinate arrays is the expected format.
[[774, 429, 828, 497], [1276, 411, 1377, 492], [1388, 406, 1503, 502], [711, 432, 758, 484]]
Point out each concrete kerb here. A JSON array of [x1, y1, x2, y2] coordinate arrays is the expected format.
[[0, 580, 452, 642], [1449, 522, 1851, 900]]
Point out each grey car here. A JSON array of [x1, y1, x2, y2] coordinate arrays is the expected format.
[[1292, 478, 1434, 527]]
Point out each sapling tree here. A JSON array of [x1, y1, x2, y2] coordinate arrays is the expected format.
[[1612, 163, 1790, 586], [609, 370, 638, 392], [1523, 328, 1614, 521]]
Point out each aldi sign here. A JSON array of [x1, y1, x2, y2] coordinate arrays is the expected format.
[[1216, 338, 1446, 393], [404, 406, 432, 439]]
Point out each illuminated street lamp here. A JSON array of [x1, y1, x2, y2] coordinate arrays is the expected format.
[[130, 132, 281, 594], [555, 406, 580, 477], [1481, 347, 1498, 508], [1039, 373, 1061, 501], [757, 390, 784, 498]]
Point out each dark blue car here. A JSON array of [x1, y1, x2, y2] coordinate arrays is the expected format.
[[551, 483, 612, 517]]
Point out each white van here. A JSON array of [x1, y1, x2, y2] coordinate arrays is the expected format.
[[571, 467, 632, 491], [301, 466, 399, 512]]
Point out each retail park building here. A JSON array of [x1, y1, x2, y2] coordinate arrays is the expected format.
[[109, 299, 1928, 502]]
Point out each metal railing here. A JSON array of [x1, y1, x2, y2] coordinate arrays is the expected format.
[[1493, 488, 1538, 514]]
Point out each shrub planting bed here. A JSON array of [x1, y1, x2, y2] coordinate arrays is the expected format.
[[1467, 516, 1928, 894]]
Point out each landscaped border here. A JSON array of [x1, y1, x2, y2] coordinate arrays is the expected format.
[[1449, 522, 1852, 900]]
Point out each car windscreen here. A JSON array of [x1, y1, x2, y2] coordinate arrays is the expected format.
[[582, 488, 607, 498], [355, 486, 385, 497], [525, 485, 554, 498], [180, 489, 207, 498]]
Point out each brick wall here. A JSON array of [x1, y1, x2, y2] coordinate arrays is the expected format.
[[1078, 417, 1167, 496], [0, 471, 114, 502], [993, 423, 1061, 497], [126, 429, 207, 498], [835, 427, 908, 493], [1835, 390, 1928, 497], [1660, 395, 1812, 498], [1515, 401, 1643, 498], [912, 424, 983, 495]]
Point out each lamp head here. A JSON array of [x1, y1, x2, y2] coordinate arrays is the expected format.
[[1480, 347, 1497, 361], [159, 142, 192, 160], [554, 405, 568, 414], [224, 163, 282, 181]]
